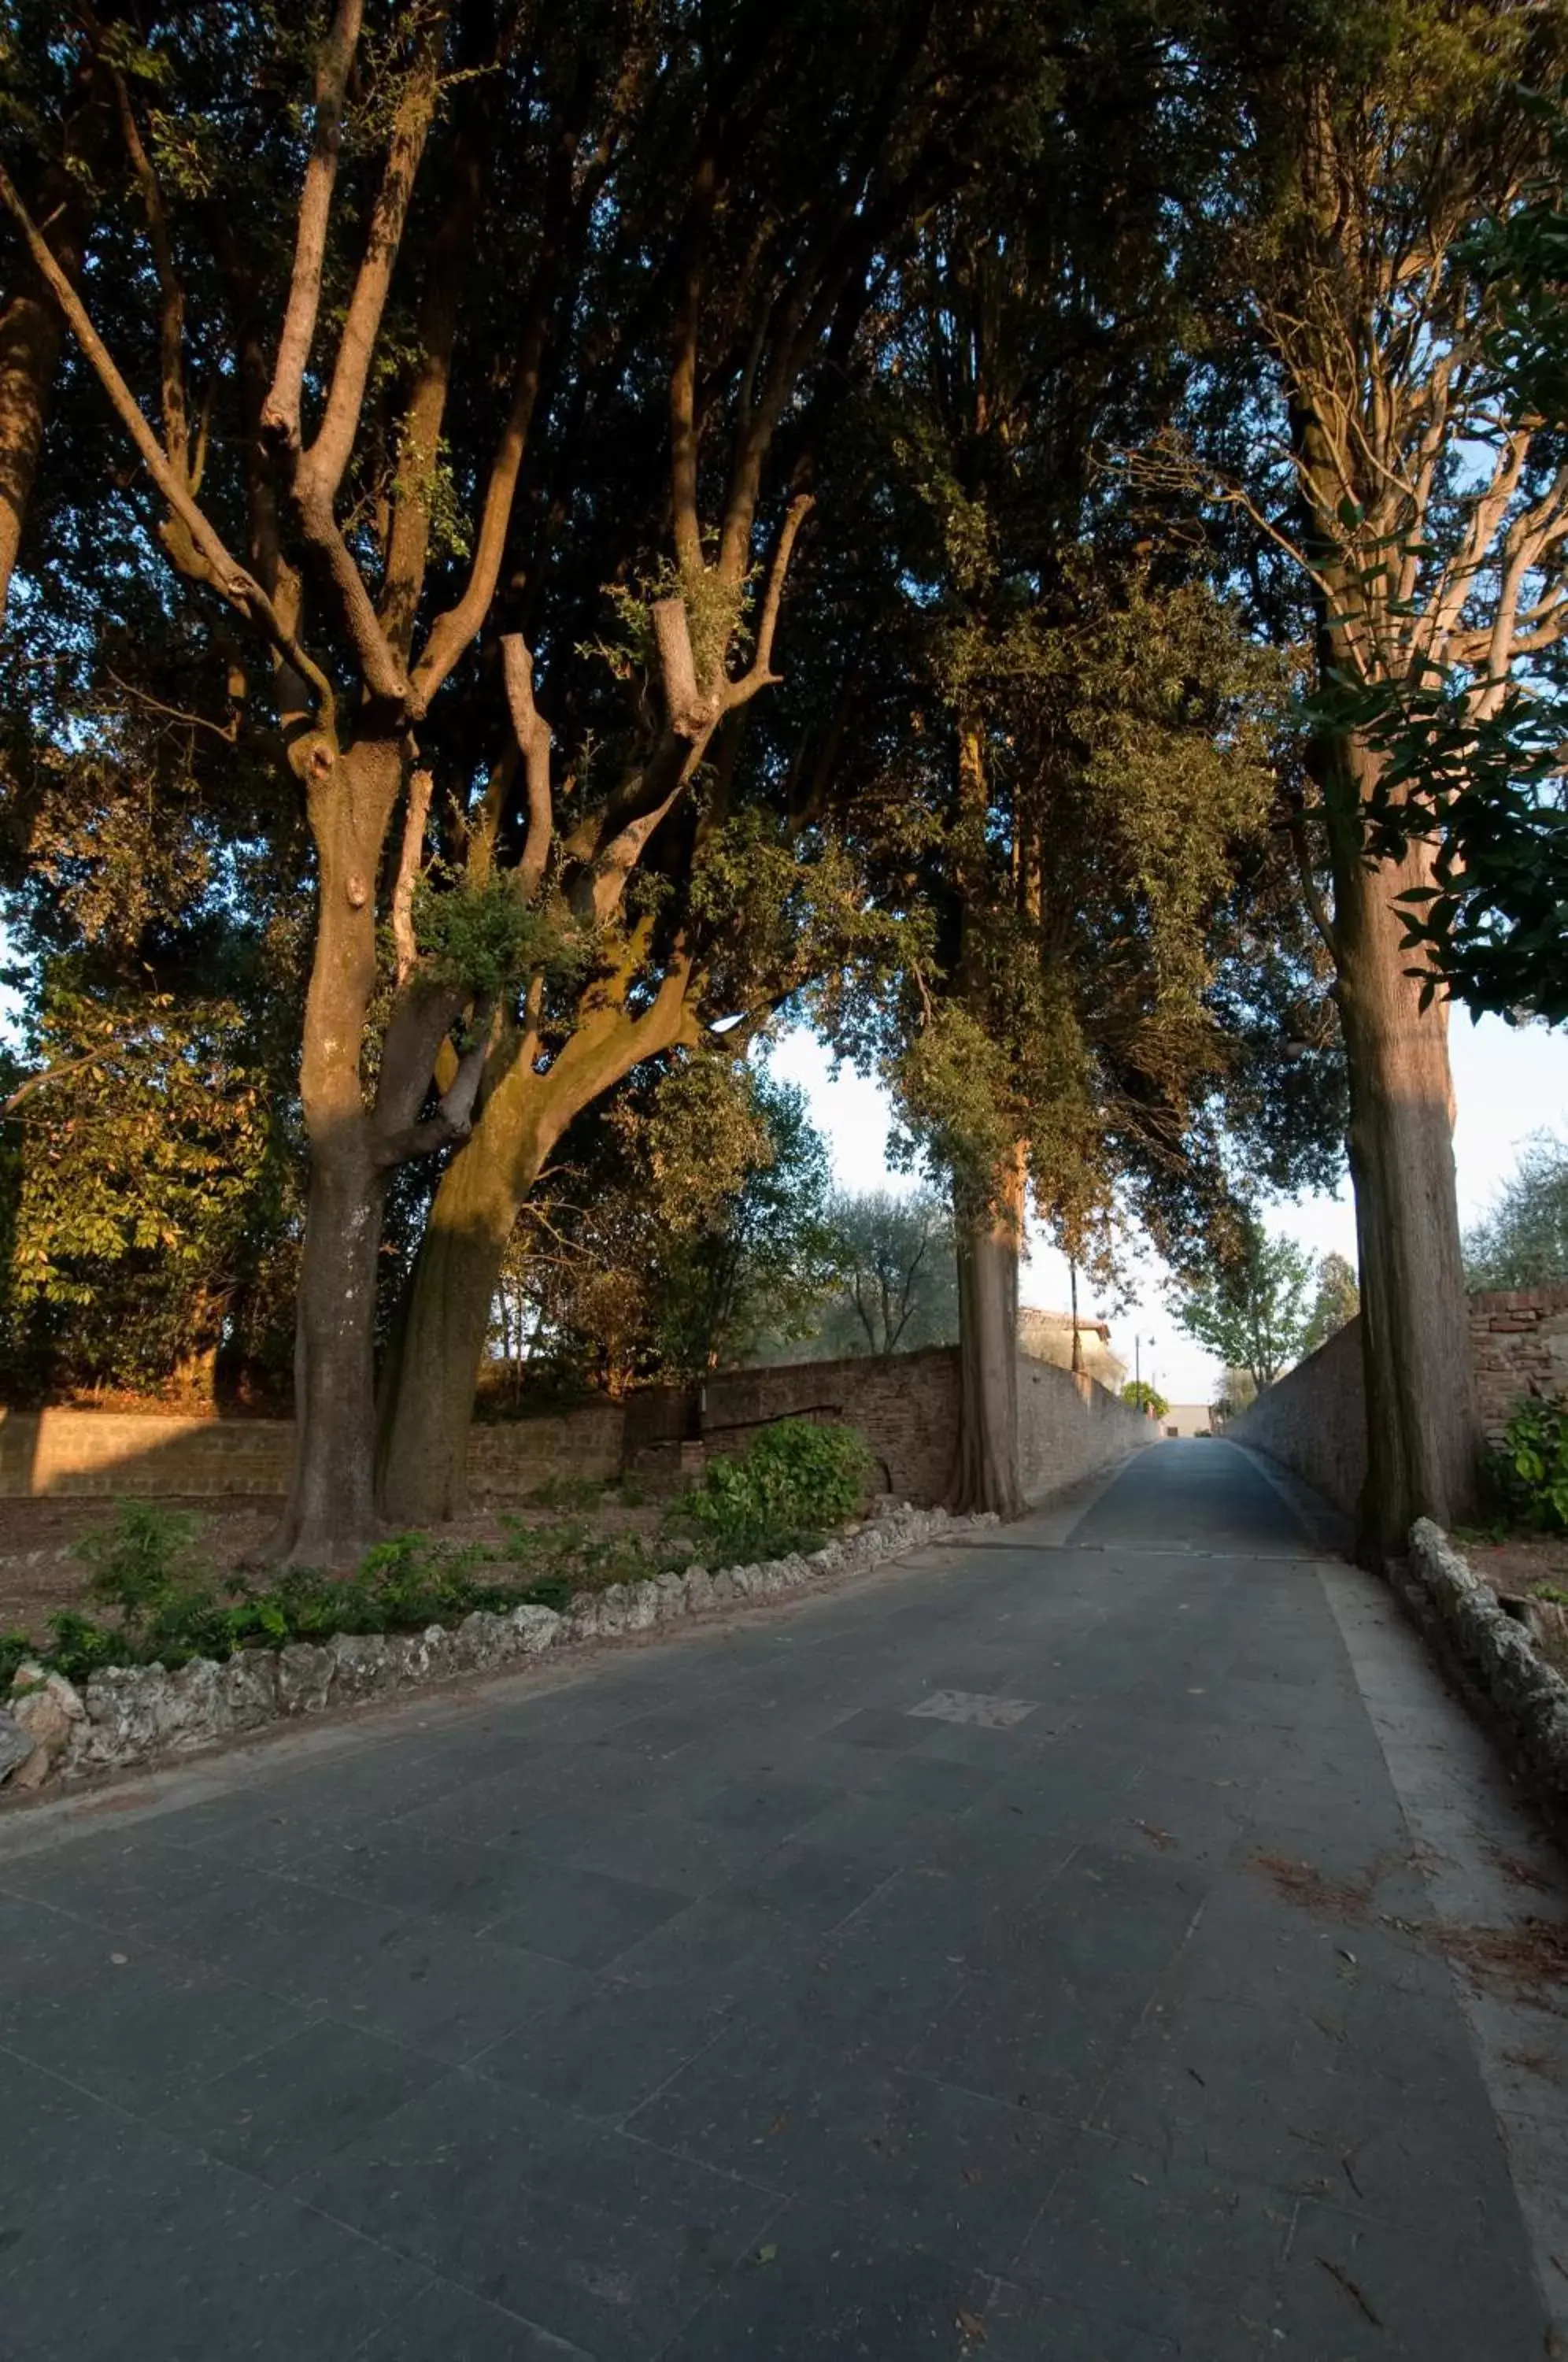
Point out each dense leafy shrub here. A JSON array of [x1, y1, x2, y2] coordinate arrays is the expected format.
[[1489, 1396, 1568, 1531], [675, 1418, 873, 1562]]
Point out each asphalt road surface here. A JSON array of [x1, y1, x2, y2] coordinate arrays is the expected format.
[[2, 1439, 1565, 2360]]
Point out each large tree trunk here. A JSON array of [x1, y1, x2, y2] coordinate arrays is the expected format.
[[375, 1031, 577, 1523], [273, 1142, 387, 1564], [375, 982, 697, 1525], [950, 1156, 1025, 1517], [375, 1138, 523, 1525], [1330, 740, 1481, 1559], [0, 285, 66, 622], [271, 733, 405, 1567]]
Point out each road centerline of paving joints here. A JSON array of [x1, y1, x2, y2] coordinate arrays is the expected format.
[[1, 1438, 1563, 2360]]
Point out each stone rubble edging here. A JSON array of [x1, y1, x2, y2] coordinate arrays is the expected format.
[[0, 1502, 997, 1794], [1401, 1517, 1568, 1808]]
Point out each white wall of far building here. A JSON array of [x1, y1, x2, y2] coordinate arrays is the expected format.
[[1156, 1403, 1215, 1438]]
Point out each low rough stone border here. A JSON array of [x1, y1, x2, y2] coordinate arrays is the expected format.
[[0, 1503, 996, 1794], [1399, 1517, 1568, 1809]]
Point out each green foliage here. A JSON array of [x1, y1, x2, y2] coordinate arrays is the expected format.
[[79, 1501, 205, 1620], [674, 1419, 874, 1562], [12, 1499, 705, 1682], [412, 872, 580, 1005], [1302, 1252, 1360, 1356], [3, 1427, 880, 1687], [1170, 1216, 1315, 1392], [2, 964, 299, 1399], [1489, 1397, 1568, 1532], [520, 1474, 608, 1512], [496, 1516, 687, 1609], [1329, 665, 1568, 1026], [507, 1058, 838, 1390], [1464, 1135, 1568, 1290], [1122, 1379, 1169, 1419], [651, 1074, 839, 1379], [784, 1189, 957, 1360]]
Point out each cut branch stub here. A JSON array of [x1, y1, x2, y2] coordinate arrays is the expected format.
[[392, 767, 434, 986], [501, 633, 553, 902], [653, 595, 720, 738]]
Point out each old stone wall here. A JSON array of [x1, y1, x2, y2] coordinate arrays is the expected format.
[[0, 1405, 621, 1503], [0, 1409, 294, 1499], [1225, 1320, 1369, 1520], [1227, 1285, 1568, 1518], [0, 1344, 1148, 1509], [1470, 1287, 1568, 1438], [1015, 1356, 1153, 1496], [680, 1348, 963, 1501]]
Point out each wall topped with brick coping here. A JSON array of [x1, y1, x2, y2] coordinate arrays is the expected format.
[[0, 1403, 620, 1503], [0, 1345, 1148, 1509], [1227, 1285, 1568, 1520]]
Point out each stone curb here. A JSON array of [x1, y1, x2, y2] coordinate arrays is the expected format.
[[1400, 1517, 1568, 1807], [0, 1504, 997, 1794]]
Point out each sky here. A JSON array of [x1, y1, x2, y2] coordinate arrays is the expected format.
[[766, 1010, 1568, 1408]]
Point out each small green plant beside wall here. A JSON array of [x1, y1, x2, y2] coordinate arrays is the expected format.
[[1490, 1396, 1568, 1531], [674, 1420, 874, 1564]]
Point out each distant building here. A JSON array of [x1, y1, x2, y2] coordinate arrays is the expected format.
[[1017, 1307, 1126, 1394], [1158, 1402, 1215, 1438]]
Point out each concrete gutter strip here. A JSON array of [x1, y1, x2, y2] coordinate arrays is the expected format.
[[0, 1502, 997, 1796], [1399, 1517, 1568, 1809]]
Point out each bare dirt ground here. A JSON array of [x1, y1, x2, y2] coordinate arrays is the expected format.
[[1461, 1528, 1568, 1676], [0, 1489, 672, 1645]]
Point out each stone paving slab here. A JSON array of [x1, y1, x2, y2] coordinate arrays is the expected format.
[[0, 1439, 1562, 2358]]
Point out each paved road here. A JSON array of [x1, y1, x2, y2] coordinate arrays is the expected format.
[[2, 1442, 1566, 2360]]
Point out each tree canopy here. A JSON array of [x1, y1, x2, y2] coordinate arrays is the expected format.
[[2, 2, 1563, 1553], [1464, 1135, 1568, 1289], [1170, 1216, 1315, 1394]]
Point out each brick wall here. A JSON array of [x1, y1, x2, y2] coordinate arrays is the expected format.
[[631, 1348, 1148, 1505], [0, 1409, 294, 1499], [1468, 1287, 1568, 1438], [464, 1407, 623, 1498], [690, 1348, 964, 1501], [1226, 1284, 1568, 1520], [0, 1346, 1149, 1509], [0, 1404, 621, 1503]]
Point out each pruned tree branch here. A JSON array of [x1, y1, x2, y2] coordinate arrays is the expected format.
[[668, 156, 716, 580], [112, 69, 188, 477], [391, 765, 433, 985], [262, 0, 366, 453], [501, 635, 553, 901], [721, 490, 813, 709], [653, 594, 712, 735], [0, 160, 337, 726], [375, 994, 497, 1167], [299, 9, 447, 510]]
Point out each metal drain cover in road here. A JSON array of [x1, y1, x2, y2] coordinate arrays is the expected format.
[[907, 1689, 1039, 1728]]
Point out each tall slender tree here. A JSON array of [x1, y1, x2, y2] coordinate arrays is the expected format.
[[1167, 2, 1568, 1548]]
